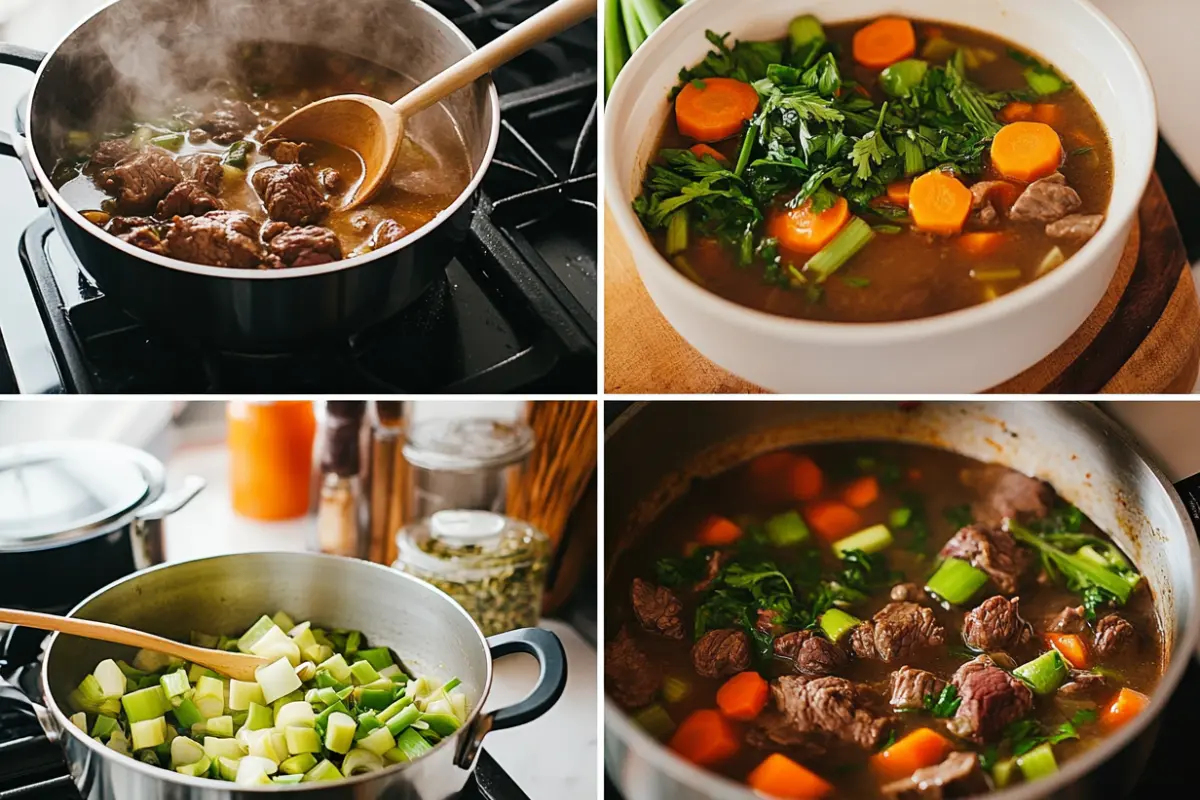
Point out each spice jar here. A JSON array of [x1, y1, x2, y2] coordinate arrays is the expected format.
[[315, 401, 366, 558], [394, 510, 549, 635]]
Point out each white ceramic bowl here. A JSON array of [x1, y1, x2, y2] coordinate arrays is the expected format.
[[605, 0, 1157, 393]]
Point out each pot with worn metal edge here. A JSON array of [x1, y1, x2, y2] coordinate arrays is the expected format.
[[0, 440, 204, 614], [0, 0, 500, 353], [603, 401, 1200, 800], [0, 552, 566, 799]]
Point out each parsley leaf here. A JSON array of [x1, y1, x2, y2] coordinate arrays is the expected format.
[[923, 684, 962, 718]]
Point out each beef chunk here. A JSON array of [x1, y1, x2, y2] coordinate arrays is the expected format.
[[107, 215, 159, 236], [366, 219, 406, 250], [88, 139, 134, 176], [1009, 173, 1081, 224], [773, 630, 847, 676], [104, 147, 183, 213], [117, 221, 168, 256], [1093, 614, 1136, 658], [630, 578, 684, 640], [889, 666, 947, 711], [969, 181, 1014, 228], [178, 153, 224, 195], [265, 225, 343, 268], [200, 100, 258, 145], [770, 675, 894, 750], [1047, 213, 1104, 242], [156, 180, 222, 218], [746, 711, 828, 758], [891, 583, 928, 603], [948, 655, 1033, 741], [252, 164, 330, 225], [848, 602, 945, 663], [694, 550, 726, 592], [604, 630, 660, 709], [320, 168, 343, 193], [692, 629, 750, 679], [1058, 669, 1109, 699], [262, 138, 316, 164], [1046, 605, 1088, 635], [188, 128, 210, 145], [940, 525, 1031, 595], [756, 609, 783, 635], [882, 751, 987, 800], [961, 596, 1031, 652], [164, 210, 264, 269], [962, 464, 1053, 526]]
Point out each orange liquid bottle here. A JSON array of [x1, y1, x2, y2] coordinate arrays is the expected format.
[[227, 401, 317, 520]]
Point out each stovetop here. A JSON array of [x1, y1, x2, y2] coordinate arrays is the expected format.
[[0, 0, 597, 394]]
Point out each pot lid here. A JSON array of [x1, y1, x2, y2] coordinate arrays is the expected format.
[[403, 418, 535, 471], [0, 441, 155, 551]]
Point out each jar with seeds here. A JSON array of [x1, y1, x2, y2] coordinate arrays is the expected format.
[[394, 510, 550, 635]]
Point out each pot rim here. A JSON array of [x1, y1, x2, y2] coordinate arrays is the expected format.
[[38, 551, 496, 792], [20, 0, 501, 281], [603, 400, 1200, 800]]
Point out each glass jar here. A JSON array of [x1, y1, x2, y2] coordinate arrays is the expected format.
[[227, 401, 316, 521], [394, 510, 549, 635]]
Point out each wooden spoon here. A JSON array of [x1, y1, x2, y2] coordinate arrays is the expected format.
[[0, 608, 270, 681], [266, 0, 596, 209]]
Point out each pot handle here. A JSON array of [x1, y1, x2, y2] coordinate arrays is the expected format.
[[0, 679, 60, 742], [135, 475, 206, 521], [454, 627, 568, 768], [0, 44, 46, 160]]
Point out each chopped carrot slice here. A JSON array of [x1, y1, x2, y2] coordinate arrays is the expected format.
[[689, 143, 728, 162], [1100, 688, 1149, 730], [1045, 633, 1090, 670], [748, 753, 834, 799], [747, 451, 799, 501], [790, 456, 824, 501], [675, 77, 760, 143], [852, 18, 917, 70], [869, 728, 955, 782], [886, 179, 912, 207], [1000, 102, 1034, 123], [1032, 104, 1065, 128], [842, 475, 880, 509], [804, 500, 862, 543], [991, 122, 1064, 183], [669, 709, 740, 766], [908, 170, 973, 236], [716, 671, 769, 721], [958, 232, 1005, 256], [697, 515, 742, 546], [907, 468, 922, 482], [768, 196, 851, 255]]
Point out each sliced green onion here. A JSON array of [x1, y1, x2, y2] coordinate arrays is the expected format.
[[1013, 650, 1069, 695], [805, 217, 875, 283], [765, 510, 811, 546], [1017, 742, 1059, 780], [970, 268, 1022, 282], [735, 117, 760, 178], [633, 704, 675, 740], [665, 209, 689, 256], [831, 524, 894, 558], [819, 608, 862, 644], [925, 557, 989, 605]]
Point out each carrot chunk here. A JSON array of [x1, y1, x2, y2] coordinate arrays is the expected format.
[[689, 143, 728, 162], [748, 753, 834, 799], [852, 18, 917, 70], [886, 179, 912, 207], [668, 709, 740, 766], [716, 671, 769, 721], [869, 728, 955, 782], [790, 456, 824, 501], [842, 475, 880, 509], [1000, 102, 1034, 123], [1032, 104, 1065, 128], [1100, 687, 1149, 730], [991, 122, 1064, 183], [1045, 633, 1090, 670], [768, 196, 851, 255], [958, 232, 1005, 256], [804, 500, 862, 543], [908, 170, 973, 236], [697, 514, 742, 546], [675, 77, 760, 143]]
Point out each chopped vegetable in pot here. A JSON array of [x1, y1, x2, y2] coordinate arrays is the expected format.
[[69, 613, 468, 785]]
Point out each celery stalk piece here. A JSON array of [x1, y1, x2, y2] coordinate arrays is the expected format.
[[385, 704, 422, 737], [831, 524, 894, 558], [285, 725, 323, 755], [131, 717, 167, 751], [349, 660, 381, 686], [132, 649, 175, 673], [1017, 742, 1058, 780], [91, 714, 120, 740], [377, 696, 414, 723], [342, 748, 385, 776], [358, 726, 396, 757], [122, 686, 172, 723], [228, 679, 265, 711], [272, 611, 296, 633], [280, 753, 318, 775], [175, 754, 212, 777], [236, 755, 277, 784], [93, 659, 127, 698], [70, 675, 121, 716], [1014, 650, 1068, 695], [805, 218, 875, 283], [170, 735, 206, 768], [107, 729, 130, 756], [206, 715, 234, 738], [70, 712, 87, 731], [765, 510, 810, 546], [275, 701, 316, 729], [301, 759, 344, 782], [317, 653, 353, 684], [257, 657, 303, 704], [357, 647, 395, 671], [160, 669, 190, 700], [204, 736, 247, 761], [273, 774, 304, 784], [237, 616, 280, 654], [218, 756, 242, 781], [925, 557, 989, 605], [420, 713, 461, 737], [393, 728, 433, 761], [324, 711, 357, 754], [250, 626, 302, 666], [245, 702, 274, 731]]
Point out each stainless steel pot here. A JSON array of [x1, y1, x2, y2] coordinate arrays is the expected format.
[[0, 440, 204, 613], [603, 401, 1200, 800], [0, 0, 500, 352], [2, 552, 566, 798]]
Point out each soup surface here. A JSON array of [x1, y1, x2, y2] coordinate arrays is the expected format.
[[606, 442, 1160, 798], [634, 16, 1114, 322], [51, 42, 472, 269]]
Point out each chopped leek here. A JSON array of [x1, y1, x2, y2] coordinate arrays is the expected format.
[[170, 736, 206, 767], [237, 616, 278, 654], [805, 217, 875, 283], [159, 669, 189, 699], [765, 510, 810, 546], [257, 657, 302, 704], [318, 653, 353, 684], [349, 660, 380, 685], [831, 524, 894, 558], [272, 611, 296, 632], [91, 714, 121, 740], [70, 712, 87, 731], [992, 758, 1016, 788], [131, 717, 167, 751], [358, 726, 397, 757], [285, 725, 323, 755], [121, 686, 171, 724], [819, 608, 862, 643], [276, 701, 316, 729], [342, 748, 385, 776], [1014, 650, 1068, 695], [385, 704, 422, 737], [94, 659, 127, 698], [301, 759, 343, 781], [280, 753, 318, 775], [324, 712, 357, 754], [1017, 742, 1059, 780], [1037, 246, 1066, 277], [228, 679, 264, 711], [925, 557, 989, 605], [392, 728, 433, 761]]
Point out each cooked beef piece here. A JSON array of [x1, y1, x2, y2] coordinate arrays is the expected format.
[[891, 583, 928, 603], [261, 220, 291, 241], [961, 464, 1053, 526], [770, 675, 894, 750], [1047, 213, 1105, 242], [881, 751, 987, 800], [962, 596, 1031, 652], [773, 630, 847, 676], [888, 666, 947, 711], [200, 100, 258, 145], [262, 138, 316, 164], [164, 210, 265, 269], [692, 628, 750, 679], [969, 181, 1013, 228], [1094, 614, 1136, 658], [630, 578, 684, 640], [188, 128, 211, 145], [948, 655, 1033, 741], [366, 219, 406, 250], [694, 550, 726, 592], [104, 147, 183, 213], [746, 711, 828, 758], [1058, 670, 1109, 699], [117, 222, 168, 256], [757, 609, 783, 635], [252, 164, 330, 225], [106, 215, 159, 236], [1009, 173, 1082, 223], [156, 180, 222, 218], [849, 602, 945, 663], [1046, 605, 1088, 635], [265, 225, 343, 267], [604, 630, 660, 710], [940, 524, 1031, 595], [319, 168, 343, 193], [88, 139, 134, 176], [178, 153, 224, 195]]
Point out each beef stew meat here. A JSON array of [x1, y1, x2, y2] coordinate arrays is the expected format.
[[606, 442, 1162, 797], [50, 42, 471, 269], [634, 15, 1113, 322]]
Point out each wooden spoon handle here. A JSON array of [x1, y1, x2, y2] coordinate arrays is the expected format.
[[0, 607, 206, 662], [394, 0, 596, 117]]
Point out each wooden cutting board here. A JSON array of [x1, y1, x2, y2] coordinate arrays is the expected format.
[[605, 175, 1200, 394]]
